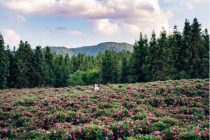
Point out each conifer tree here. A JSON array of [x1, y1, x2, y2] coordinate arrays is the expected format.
[[132, 32, 147, 82], [191, 18, 203, 78], [142, 30, 157, 81], [120, 56, 128, 83], [0, 33, 10, 89], [44, 46, 56, 86], [199, 28, 209, 78], [15, 41, 33, 88], [31, 46, 46, 87], [155, 28, 174, 81], [182, 19, 193, 78]]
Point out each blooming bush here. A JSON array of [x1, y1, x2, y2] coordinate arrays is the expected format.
[[0, 78, 209, 139]]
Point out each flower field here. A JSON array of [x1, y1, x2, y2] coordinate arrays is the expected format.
[[0, 79, 209, 140]]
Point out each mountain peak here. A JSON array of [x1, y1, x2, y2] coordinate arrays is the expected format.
[[44, 42, 133, 57]]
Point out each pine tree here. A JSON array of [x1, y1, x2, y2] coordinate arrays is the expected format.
[[191, 18, 203, 78], [132, 32, 147, 82], [54, 54, 65, 87], [120, 56, 128, 83], [6, 45, 16, 88], [142, 30, 157, 82], [168, 25, 180, 79], [101, 50, 113, 84], [155, 28, 174, 81], [182, 19, 193, 78], [44, 46, 56, 86], [15, 41, 34, 88], [0, 33, 10, 89], [199, 28, 209, 78], [31, 46, 46, 87]]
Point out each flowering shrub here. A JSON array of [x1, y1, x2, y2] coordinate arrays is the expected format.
[[0, 79, 209, 139]]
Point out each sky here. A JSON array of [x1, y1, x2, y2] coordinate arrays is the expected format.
[[0, 0, 209, 50]]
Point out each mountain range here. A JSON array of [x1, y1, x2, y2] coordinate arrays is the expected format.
[[43, 42, 133, 57]]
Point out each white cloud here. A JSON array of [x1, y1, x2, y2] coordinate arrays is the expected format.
[[179, 1, 194, 9], [164, 0, 208, 3], [164, 0, 208, 9], [66, 31, 83, 35], [0, 0, 174, 36], [2, 29, 21, 48], [88, 19, 120, 35], [7, 12, 26, 22], [41, 31, 51, 34], [164, 0, 177, 3]]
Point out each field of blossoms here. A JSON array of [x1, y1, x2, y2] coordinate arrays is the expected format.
[[0, 78, 209, 140]]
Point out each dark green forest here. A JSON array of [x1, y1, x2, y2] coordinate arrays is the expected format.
[[0, 18, 209, 89]]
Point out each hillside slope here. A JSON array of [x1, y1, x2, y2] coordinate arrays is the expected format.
[[43, 42, 133, 57], [70, 42, 133, 56], [42, 46, 74, 57]]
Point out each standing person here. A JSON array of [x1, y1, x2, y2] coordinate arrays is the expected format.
[[95, 84, 99, 91]]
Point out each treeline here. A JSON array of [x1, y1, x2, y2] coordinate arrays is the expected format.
[[0, 18, 209, 89]]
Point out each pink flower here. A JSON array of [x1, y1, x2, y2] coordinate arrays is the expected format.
[[100, 109, 103, 112], [4, 129, 7, 133], [120, 130, 123, 133], [132, 132, 135, 136], [154, 131, 160, 135], [105, 137, 108, 140], [54, 130, 57, 134], [139, 128, 142, 131], [131, 122, 134, 125], [197, 133, 201, 136], [203, 134, 206, 137], [103, 129, 108, 133], [23, 130, 26, 133], [198, 120, 201, 122], [173, 135, 177, 139], [78, 129, 82, 133], [11, 129, 13, 132], [47, 131, 51, 134], [116, 125, 120, 129], [127, 121, 130, 124]]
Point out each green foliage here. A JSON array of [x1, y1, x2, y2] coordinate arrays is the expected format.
[[86, 69, 100, 84], [67, 70, 86, 86], [152, 122, 168, 131], [0, 33, 10, 89]]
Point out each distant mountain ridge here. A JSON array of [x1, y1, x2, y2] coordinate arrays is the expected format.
[[43, 42, 133, 57]]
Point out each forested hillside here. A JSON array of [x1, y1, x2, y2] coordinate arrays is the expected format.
[[0, 18, 209, 89], [42, 46, 74, 57], [44, 42, 133, 57], [69, 42, 133, 57]]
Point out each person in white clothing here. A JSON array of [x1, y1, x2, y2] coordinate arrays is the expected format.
[[95, 84, 99, 91]]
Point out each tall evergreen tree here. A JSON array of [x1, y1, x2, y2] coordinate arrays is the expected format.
[[155, 28, 174, 81], [31, 46, 46, 87], [44, 46, 56, 86], [199, 28, 209, 78], [182, 19, 193, 78], [120, 56, 128, 83], [15, 41, 33, 88], [191, 18, 203, 78], [132, 32, 147, 82], [0, 33, 10, 89], [142, 30, 157, 82]]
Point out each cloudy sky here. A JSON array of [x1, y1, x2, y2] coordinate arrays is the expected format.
[[0, 0, 209, 49]]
